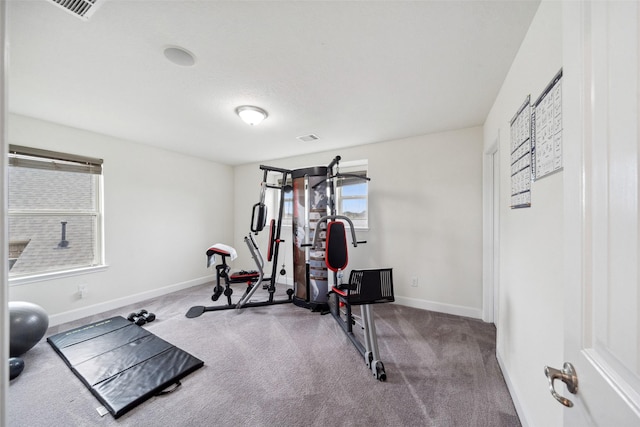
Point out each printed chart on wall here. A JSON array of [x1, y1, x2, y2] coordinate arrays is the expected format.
[[510, 95, 532, 208], [532, 69, 563, 180]]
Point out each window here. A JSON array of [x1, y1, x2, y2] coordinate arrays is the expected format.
[[275, 160, 368, 229], [335, 169, 368, 229], [8, 145, 104, 281]]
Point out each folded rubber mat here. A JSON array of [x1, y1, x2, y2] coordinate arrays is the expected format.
[[47, 316, 204, 418]]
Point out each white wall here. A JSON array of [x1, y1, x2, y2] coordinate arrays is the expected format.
[[483, 2, 563, 426], [7, 114, 234, 325], [234, 126, 484, 318]]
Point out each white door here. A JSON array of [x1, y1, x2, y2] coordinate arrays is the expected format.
[[555, 1, 640, 425]]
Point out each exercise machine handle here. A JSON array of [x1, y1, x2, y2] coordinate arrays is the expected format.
[[259, 164, 291, 174], [312, 215, 364, 249], [327, 155, 341, 170]]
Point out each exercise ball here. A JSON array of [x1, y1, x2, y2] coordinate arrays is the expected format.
[[9, 357, 25, 380], [9, 301, 49, 357]]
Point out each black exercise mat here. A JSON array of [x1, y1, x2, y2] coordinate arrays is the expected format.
[[47, 316, 204, 418]]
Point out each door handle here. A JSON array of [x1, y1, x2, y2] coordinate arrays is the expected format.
[[544, 362, 578, 407]]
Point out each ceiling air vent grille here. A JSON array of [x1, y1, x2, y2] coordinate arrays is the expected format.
[[297, 134, 320, 142], [49, 0, 103, 20]]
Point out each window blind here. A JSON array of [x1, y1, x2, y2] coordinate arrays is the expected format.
[[8, 145, 103, 175]]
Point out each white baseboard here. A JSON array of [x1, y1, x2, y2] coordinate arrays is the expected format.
[[496, 350, 530, 427], [48, 279, 480, 326], [392, 295, 483, 320], [48, 275, 215, 327]]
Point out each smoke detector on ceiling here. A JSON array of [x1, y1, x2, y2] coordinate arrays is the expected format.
[[48, 0, 104, 20]]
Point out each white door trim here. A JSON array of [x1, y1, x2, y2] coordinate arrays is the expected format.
[[1, 0, 9, 424], [482, 136, 500, 324]]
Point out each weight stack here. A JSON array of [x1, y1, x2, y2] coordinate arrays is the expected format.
[[291, 166, 329, 311]]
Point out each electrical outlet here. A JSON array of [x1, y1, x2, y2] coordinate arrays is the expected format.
[[78, 284, 87, 298], [411, 276, 418, 287]]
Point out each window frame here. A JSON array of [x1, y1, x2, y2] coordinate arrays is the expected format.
[[7, 145, 106, 285], [334, 167, 368, 229]]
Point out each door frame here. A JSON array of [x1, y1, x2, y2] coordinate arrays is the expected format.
[[1, 0, 9, 424], [482, 136, 500, 324]]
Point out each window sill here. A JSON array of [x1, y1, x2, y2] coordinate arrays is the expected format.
[[9, 265, 109, 287]]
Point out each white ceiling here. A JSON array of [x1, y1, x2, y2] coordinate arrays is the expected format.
[[7, 0, 540, 166]]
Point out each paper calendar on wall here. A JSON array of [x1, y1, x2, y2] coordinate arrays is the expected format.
[[510, 96, 532, 209], [532, 69, 563, 180]]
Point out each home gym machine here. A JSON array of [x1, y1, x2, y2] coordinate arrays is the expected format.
[[301, 156, 395, 381], [186, 165, 294, 318], [290, 164, 331, 311], [186, 155, 394, 381]]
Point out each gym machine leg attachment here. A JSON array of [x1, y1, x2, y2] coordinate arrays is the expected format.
[[316, 215, 394, 381], [328, 272, 393, 382], [186, 234, 293, 318], [187, 164, 294, 318], [211, 284, 224, 302]]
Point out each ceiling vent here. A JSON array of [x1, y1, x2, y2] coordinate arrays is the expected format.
[[297, 134, 320, 142], [49, 0, 104, 20]]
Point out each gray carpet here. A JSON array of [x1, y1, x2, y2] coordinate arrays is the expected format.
[[7, 283, 520, 426]]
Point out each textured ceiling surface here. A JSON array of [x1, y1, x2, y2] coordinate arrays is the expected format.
[[8, 0, 540, 165]]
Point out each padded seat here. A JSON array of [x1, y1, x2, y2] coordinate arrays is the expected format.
[[229, 270, 260, 282]]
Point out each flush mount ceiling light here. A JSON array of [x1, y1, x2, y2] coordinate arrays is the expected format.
[[236, 105, 268, 126], [163, 46, 196, 67]]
